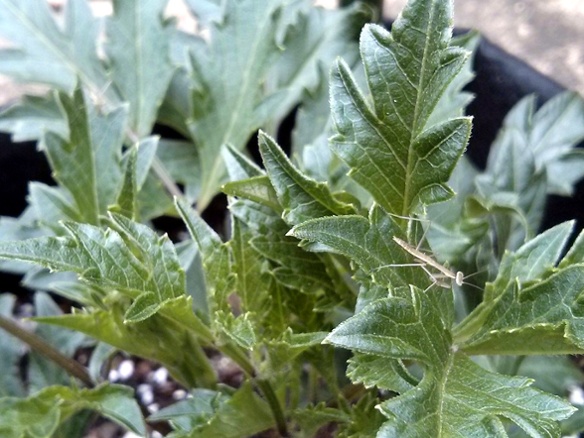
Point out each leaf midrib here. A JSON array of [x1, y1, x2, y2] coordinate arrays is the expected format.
[[403, 0, 438, 217]]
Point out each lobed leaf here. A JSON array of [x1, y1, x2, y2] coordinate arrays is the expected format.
[[266, 0, 369, 124], [454, 223, 584, 355], [259, 131, 356, 225], [0, 213, 185, 322], [330, 0, 471, 216], [326, 288, 574, 437], [185, 0, 284, 209]]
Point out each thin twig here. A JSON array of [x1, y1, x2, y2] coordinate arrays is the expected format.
[[0, 314, 93, 387]]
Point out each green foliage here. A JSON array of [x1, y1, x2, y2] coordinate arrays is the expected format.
[[1, 0, 584, 437]]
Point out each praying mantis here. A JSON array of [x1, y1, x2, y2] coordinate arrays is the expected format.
[[372, 213, 479, 290], [392, 236, 466, 288]]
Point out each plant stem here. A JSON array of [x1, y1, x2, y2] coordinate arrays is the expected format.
[[221, 343, 289, 436], [256, 378, 289, 437], [0, 314, 93, 387], [152, 156, 184, 200]]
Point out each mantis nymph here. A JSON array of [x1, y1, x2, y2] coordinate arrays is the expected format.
[[392, 236, 466, 288]]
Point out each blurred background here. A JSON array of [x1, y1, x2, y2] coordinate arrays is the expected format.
[[1, 0, 583, 104], [384, 0, 584, 96]]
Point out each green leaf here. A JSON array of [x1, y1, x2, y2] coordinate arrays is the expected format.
[[41, 87, 126, 225], [223, 175, 282, 212], [330, 2, 471, 216], [454, 223, 584, 355], [0, 383, 145, 437], [290, 205, 422, 290], [338, 393, 386, 438], [221, 144, 282, 212], [292, 403, 349, 437], [0, 213, 185, 322], [176, 198, 233, 314], [157, 139, 202, 203], [266, 0, 369, 125], [182, 382, 274, 437], [112, 145, 138, 220], [0, 94, 66, 142], [347, 353, 416, 394], [29, 183, 81, 228], [215, 311, 257, 350], [259, 131, 356, 225], [148, 388, 230, 432], [326, 289, 575, 436], [475, 92, 584, 243], [264, 329, 328, 377], [151, 383, 274, 437], [230, 218, 272, 313], [377, 355, 574, 437], [426, 30, 479, 125], [520, 92, 584, 196], [514, 355, 584, 396], [36, 296, 216, 388], [0, 0, 109, 94], [106, 0, 175, 136], [186, 0, 285, 210]]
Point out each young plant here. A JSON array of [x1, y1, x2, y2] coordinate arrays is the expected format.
[[1, 0, 584, 437]]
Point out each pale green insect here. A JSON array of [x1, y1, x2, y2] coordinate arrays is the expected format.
[[392, 236, 465, 287]]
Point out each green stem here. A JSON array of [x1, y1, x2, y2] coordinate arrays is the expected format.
[[0, 315, 93, 387], [256, 378, 289, 437], [152, 156, 184, 200], [220, 343, 288, 436]]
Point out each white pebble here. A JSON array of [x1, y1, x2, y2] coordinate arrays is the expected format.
[[152, 367, 168, 384], [172, 389, 187, 400], [108, 369, 119, 382], [137, 383, 154, 405], [569, 385, 584, 405], [118, 360, 135, 380]]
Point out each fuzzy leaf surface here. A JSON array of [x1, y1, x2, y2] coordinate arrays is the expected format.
[[186, 0, 284, 209], [0, 0, 109, 94], [176, 198, 233, 315], [0, 213, 184, 322], [330, 0, 470, 216], [41, 88, 126, 225], [455, 223, 584, 355], [259, 131, 356, 225], [290, 205, 422, 290], [326, 289, 574, 437], [106, 0, 175, 136], [36, 296, 216, 388]]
